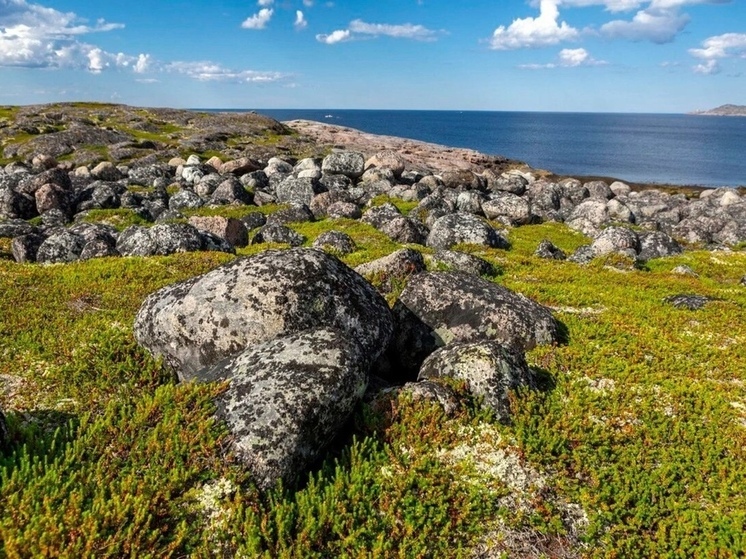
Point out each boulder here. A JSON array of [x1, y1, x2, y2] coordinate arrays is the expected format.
[[365, 150, 407, 178], [265, 204, 315, 226], [664, 294, 713, 311], [0, 218, 37, 238], [379, 216, 428, 245], [535, 240, 566, 260], [322, 151, 365, 179], [169, 189, 204, 211], [275, 176, 321, 207], [391, 271, 560, 375], [134, 248, 394, 380], [426, 213, 508, 250], [584, 181, 614, 200], [36, 230, 85, 264], [221, 157, 261, 176], [251, 223, 305, 247], [369, 380, 460, 417], [354, 248, 426, 288], [188, 216, 249, 247], [590, 227, 640, 257], [210, 177, 253, 206], [240, 212, 267, 231], [327, 201, 362, 220], [638, 231, 683, 261], [117, 224, 206, 257], [208, 327, 368, 491], [11, 233, 45, 263], [418, 341, 534, 422], [482, 193, 532, 226], [35, 183, 72, 216], [428, 249, 497, 276], [91, 161, 124, 182], [312, 230, 357, 255], [309, 190, 353, 219]]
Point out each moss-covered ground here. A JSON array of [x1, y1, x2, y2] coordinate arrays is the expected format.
[[1, 211, 745, 558]]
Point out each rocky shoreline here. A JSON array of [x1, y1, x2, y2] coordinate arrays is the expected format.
[[2, 102, 746, 492]]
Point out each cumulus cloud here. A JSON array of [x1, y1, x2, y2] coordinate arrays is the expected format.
[[519, 47, 607, 68], [294, 10, 307, 30], [166, 61, 287, 83], [241, 8, 273, 29], [0, 0, 139, 72], [490, 0, 579, 50], [316, 18, 443, 44], [489, 0, 730, 49], [257, 0, 274, 5], [316, 29, 351, 44], [689, 32, 746, 75]]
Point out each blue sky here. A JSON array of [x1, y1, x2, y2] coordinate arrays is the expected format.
[[0, 0, 744, 112]]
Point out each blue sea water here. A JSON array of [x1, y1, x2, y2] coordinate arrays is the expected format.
[[242, 109, 746, 188]]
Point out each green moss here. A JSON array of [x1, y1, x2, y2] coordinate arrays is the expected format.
[[81, 209, 152, 230]]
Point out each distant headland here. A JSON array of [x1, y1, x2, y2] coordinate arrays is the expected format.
[[690, 104, 746, 117]]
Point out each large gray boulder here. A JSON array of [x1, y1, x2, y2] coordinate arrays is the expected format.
[[590, 226, 640, 257], [638, 231, 683, 261], [275, 176, 320, 206], [322, 151, 365, 179], [418, 341, 534, 422], [117, 223, 204, 257], [482, 192, 532, 226], [134, 248, 393, 380], [206, 327, 368, 491], [36, 230, 85, 264], [426, 213, 509, 250], [391, 272, 560, 375]]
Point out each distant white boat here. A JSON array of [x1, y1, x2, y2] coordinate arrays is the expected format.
[[324, 114, 333, 118]]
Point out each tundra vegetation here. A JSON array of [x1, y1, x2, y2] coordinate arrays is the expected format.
[[0, 104, 745, 558]]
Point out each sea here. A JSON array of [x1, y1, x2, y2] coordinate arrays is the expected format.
[[238, 110, 746, 189]]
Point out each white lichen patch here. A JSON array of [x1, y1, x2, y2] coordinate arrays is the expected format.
[[195, 478, 237, 529], [549, 305, 606, 317], [579, 376, 617, 394]]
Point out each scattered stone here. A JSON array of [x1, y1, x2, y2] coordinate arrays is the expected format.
[[671, 265, 699, 277], [251, 223, 305, 247], [429, 249, 497, 276], [664, 294, 713, 310], [638, 231, 683, 261], [188, 216, 249, 248], [535, 240, 566, 260], [427, 213, 509, 250], [418, 341, 534, 422], [322, 151, 365, 179], [11, 233, 45, 263], [312, 230, 357, 255], [354, 248, 426, 285]]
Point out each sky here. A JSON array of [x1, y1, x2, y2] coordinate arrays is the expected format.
[[0, 0, 745, 112]]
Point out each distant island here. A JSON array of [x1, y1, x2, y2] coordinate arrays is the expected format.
[[690, 104, 746, 116]]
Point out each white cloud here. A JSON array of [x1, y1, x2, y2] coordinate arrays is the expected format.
[[302, 0, 314, 5], [294, 10, 307, 30], [600, 7, 689, 42], [257, 0, 273, 5], [519, 47, 607, 68], [166, 61, 287, 83], [316, 29, 351, 44], [316, 18, 443, 44], [0, 0, 136, 71], [689, 32, 746, 75], [490, 0, 579, 50], [241, 8, 273, 30], [348, 19, 441, 41]]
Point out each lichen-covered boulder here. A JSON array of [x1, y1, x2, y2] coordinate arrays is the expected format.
[[590, 226, 640, 257], [134, 248, 393, 380], [11, 233, 45, 263], [638, 231, 683, 261], [275, 176, 321, 207], [169, 189, 204, 211], [209, 177, 253, 206], [322, 151, 365, 179], [428, 249, 497, 276], [36, 230, 84, 264], [117, 223, 206, 257], [354, 248, 426, 291], [482, 192, 532, 226], [426, 213, 509, 250], [535, 240, 566, 260], [205, 327, 367, 491], [312, 230, 357, 255], [365, 150, 407, 178], [418, 341, 534, 422], [251, 223, 305, 247], [391, 271, 560, 375]]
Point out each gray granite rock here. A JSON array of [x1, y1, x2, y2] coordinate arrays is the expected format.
[[418, 341, 534, 421], [312, 230, 357, 255], [134, 248, 393, 380], [426, 213, 508, 250], [429, 249, 497, 276], [391, 271, 560, 376], [322, 151, 365, 179], [206, 327, 368, 491]]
